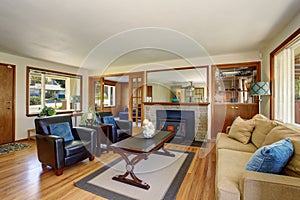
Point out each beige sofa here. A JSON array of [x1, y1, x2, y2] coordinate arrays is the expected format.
[[215, 114, 300, 200]]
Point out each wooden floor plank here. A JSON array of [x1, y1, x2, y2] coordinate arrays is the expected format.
[[0, 140, 216, 200]]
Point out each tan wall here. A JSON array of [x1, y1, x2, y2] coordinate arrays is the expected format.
[[150, 83, 173, 102], [261, 12, 300, 118]]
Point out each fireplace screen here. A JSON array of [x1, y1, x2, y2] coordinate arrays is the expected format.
[[159, 119, 186, 137]]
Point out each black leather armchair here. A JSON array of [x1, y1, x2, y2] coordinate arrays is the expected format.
[[34, 114, 97, 176], [95, 111, 132, 143]]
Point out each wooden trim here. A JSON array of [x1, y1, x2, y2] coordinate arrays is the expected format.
[[215, 61, 261, 69], [103, 80, 117, 86], [146, 65, 209, 73], [270, 28, 300, 57], [100, 77, 104, 110], [270, 28, 300, 119], [26, 67, 30, 117], [143, 102, 210, 106], [27, 66, 81, 78], [102, 72, 127, 78]]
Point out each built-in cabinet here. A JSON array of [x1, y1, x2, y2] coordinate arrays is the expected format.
[[212, 62, 260, 138]]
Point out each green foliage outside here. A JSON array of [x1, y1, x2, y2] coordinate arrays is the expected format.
[[30, 96, 41, 105]]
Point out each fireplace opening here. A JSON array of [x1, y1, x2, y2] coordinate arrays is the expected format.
[[156, 110, 194, 141]]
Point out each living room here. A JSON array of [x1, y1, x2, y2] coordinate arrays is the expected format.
[[0, 1, 300, 199]]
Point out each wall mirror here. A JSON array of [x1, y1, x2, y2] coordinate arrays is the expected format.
[[146, 66, 209, 103]]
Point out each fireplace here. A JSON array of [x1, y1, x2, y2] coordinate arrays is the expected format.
[[156, 110, 195, 140]]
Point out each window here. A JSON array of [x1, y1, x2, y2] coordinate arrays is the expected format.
[[26, 67, 82, 116], [104, 85, 115, 107], [271, 28, 300, 124]]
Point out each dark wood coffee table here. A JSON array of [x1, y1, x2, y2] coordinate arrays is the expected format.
[[110, 130, 175, 190]]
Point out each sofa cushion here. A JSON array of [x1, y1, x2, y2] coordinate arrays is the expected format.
[[252, 113, 269, 120], [49, 122, 74, 142], [216, 149, 253, 200], [263, 125, 300, 177], [64, 140, 89, 157], [216, 133, 257, 153], [228, 116, 255, 144], [102, 116, 116, 125], [246, 138, 294, 174], [251, 118, 277, 148]]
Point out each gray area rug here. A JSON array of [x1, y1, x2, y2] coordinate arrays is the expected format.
[[74, 150, 194, 200], [170, 138, 207, 147], [0, 142, 31, 155]]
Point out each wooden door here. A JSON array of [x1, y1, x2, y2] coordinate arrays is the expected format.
[[129, 72, 144, 127], [0, 63, 15, 144]]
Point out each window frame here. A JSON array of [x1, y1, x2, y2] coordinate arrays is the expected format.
[[26, 66, 83, 117], [270, 28, 300, 120], [103, 80, 116, 108]]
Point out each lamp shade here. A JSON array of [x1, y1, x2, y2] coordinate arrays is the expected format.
[[250, 82, 271, 96]]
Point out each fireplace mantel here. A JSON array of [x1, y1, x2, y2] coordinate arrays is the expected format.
[[143, 102, 210, 106]]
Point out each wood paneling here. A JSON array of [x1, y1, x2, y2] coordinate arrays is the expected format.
[[213, 103, 258, 137]]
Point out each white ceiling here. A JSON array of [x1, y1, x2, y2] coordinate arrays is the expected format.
[[0, 0, 299, 69]]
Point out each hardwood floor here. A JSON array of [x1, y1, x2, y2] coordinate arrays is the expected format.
[[0, 140, 216, 200]]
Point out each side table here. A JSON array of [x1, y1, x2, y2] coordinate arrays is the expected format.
[[27, 128, 36, 141], [81, 124, 111, 156]]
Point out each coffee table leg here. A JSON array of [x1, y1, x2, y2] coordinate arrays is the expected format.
[[112, 148, 150, 190], [152, 146, 176, 157], [162, 146, 176, 157]]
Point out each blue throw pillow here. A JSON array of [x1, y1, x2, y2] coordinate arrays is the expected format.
[[49, 122, 74, 142], [102, 116, 116, 125], [245, 138, 294, 174]]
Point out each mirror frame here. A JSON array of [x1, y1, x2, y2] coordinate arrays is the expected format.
[[146, 66, 209, 103]]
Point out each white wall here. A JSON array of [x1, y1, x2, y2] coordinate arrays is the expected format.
[[0, 52, 89, 140], [261, 12, 300, 118], [88, 51, 261, 76], [1, 46, 262, 141]]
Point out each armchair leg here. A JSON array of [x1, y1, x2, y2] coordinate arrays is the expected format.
[[89, 155, 95, 161], [55, 169, 64, 176], [41, 164, 47, 170]]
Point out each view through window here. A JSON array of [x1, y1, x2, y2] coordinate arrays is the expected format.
[[271, 29, 300, 124], [104, 85, 116, 107], [26, 67, 82, 116]]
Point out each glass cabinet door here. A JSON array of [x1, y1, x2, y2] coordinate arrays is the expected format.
[[129, 73, 144, 127]]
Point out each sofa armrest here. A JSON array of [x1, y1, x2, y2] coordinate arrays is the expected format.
[[242, 170, 300, 200], [115, 119, 133, 136], [36, 134, 65, 169], [73, 127, 97, 154]]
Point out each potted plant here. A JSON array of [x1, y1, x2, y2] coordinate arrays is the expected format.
[[80, 107, 96, 126], [39, 106, 57, 116]]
